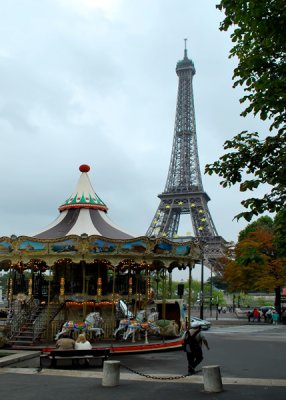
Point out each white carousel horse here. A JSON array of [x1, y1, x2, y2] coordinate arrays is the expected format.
[[122, 320, 160, 341], [115, 317, 180, 341], [55, 312, 104, 340], [114, 310, 160, 341]]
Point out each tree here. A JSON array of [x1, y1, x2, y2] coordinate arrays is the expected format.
[[221, 221, 286, 311], [238, 215, 273, 242], [273, 209, 286, 257], [205, 0, 286, 221]]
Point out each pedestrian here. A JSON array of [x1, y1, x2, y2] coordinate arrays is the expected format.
[[56, 331, 75, 349], [75, 333, 92, 350], [253, 308, 261, 322], [265, 308, 273, 323], [183, 322, 210, 375], [281, 307, 286, 324], [272, 311, 279, 325]]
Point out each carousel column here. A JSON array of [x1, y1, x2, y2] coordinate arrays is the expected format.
[[144, 267, 151, 345], [28, 276, 33, 298], [162, 268, 167, 320], [97, 263, 102, 301], [128, 271, 132, 303], [134, 271, 139, 318], [168, 267, 172, 298], [111, 264, 117, 339], [59, 277, 65, 299], [47, 264, 53, 340], [8, 267, 13, 314], [27, 261, 34, 300], [81, 260, 86, 317]]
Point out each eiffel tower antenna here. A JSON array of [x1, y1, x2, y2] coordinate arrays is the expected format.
[[146, 41, 225, 258]]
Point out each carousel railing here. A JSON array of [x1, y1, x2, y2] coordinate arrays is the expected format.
[[31, 302, 65, 341], [7, 310, 27, 339], [7, 299, 65, 342], [7, 297, 38, 339]]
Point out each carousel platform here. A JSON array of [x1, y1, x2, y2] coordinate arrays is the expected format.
[[7, 336, 184, 355]]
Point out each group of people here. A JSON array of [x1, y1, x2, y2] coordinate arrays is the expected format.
[[56, 332, 92, 350], [247, 307, 280, 324], [55, 322, 210, 376]]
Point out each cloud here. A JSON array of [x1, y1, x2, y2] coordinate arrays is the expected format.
[[0, 1, 270, 243]]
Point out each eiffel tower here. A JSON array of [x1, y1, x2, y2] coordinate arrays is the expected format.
[[146, 41, 225, 260]]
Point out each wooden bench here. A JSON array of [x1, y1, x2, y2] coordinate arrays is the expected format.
[[40, 348, 110, 368]]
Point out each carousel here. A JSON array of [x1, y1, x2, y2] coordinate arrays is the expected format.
[[0, 164, 199, 350]]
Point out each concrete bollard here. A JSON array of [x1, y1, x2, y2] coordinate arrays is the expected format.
[[202, 365, 223, 393], [102, 360, 121, 387]]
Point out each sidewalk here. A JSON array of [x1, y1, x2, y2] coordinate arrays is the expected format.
[[1, 366, 286, 400]]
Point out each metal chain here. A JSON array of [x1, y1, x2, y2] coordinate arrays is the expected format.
[[120, 363, 189, 380]]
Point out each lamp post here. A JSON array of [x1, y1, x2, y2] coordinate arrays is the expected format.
[[200, 250, 204, 320], [198, 238, 207, 320], [187, 265, 192, 329], [210, 265, 213, 317]]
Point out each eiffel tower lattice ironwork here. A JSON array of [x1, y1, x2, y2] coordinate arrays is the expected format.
[[146, 42, 225, 258]]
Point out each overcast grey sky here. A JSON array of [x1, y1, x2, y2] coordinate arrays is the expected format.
[[0, 0, 270, 256]]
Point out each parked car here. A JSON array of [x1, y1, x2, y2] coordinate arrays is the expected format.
[[190, 316, 211, 330]]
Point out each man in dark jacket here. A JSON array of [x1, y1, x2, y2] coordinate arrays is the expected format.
[[184, 322, 210, 375]]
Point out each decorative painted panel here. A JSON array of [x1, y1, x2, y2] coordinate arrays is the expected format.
[[175, 245, 191, 256], [19, 240, 46, 253], [88, 239, 116, 253], [51, 240, 78, 253], [153, 242, 172, 254], [121, 241, 147, 253], [0, 241, 12, 254]]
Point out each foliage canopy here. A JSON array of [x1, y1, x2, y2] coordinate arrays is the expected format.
[[220, 215, 286, 298], [205, 0, 286, 221]]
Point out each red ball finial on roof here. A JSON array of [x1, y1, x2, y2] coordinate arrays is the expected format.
[[79, 164, 90, 173]]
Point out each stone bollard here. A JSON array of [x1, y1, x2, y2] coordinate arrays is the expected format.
[[202, 365, 223, 393], [102, 360, 121, 387]]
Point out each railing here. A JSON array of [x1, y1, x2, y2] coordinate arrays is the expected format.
[[7, 298, 38, 339], [32, 303, 65, 341], [7, 310, 27, 339], [7, 300, 65, 342]]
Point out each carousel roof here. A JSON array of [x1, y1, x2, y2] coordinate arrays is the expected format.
[[32, 164, 134, 240]]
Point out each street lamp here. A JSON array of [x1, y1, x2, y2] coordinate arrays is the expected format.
[[210, 265, 213, 317], [200, 249, 204, 320], [197, 237, 208, 320]]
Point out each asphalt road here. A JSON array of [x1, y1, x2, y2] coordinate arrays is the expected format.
[[108, 324, 286, 379]]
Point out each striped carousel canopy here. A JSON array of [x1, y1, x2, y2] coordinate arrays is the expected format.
[[33, 164, 134, 240]]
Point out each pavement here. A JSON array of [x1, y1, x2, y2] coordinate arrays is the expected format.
[[1, 316, 286, 399], [0, 364, 285, 400]]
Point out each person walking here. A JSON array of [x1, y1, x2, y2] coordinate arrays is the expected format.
[[183, 322, 210, 375]]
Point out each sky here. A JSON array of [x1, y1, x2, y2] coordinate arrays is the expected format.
[[0, 1, 270, 280]]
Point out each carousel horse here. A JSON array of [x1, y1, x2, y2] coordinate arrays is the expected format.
[[122, 319, 160, 341], [114, 316, 180, 341], [55, 312, 104, 340], [113, 310, 160, 341], [154, 319, 180, 337]]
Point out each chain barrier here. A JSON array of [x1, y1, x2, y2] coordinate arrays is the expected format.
[[120, 363, 189, 380]]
